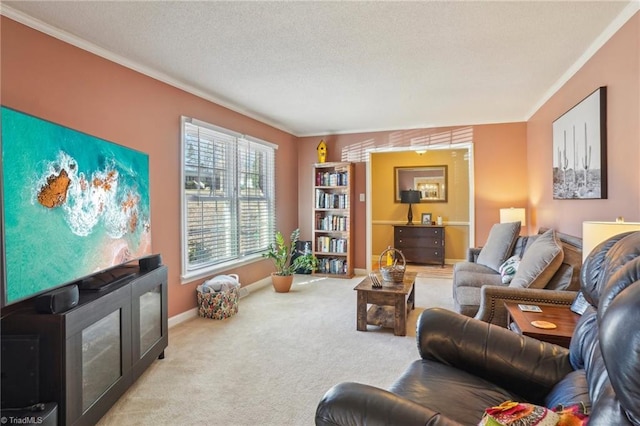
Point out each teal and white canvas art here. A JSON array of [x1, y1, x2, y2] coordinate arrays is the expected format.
[[1, 106, 151, 305]]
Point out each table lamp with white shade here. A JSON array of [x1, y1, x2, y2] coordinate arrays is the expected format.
[[500, 207, 526, 235], [499, 207, 526, 224], [582, 220, 640, 262]]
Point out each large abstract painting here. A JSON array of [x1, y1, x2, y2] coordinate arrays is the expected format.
[[552, 87, 607, 200], [1, 107, 151, 305]]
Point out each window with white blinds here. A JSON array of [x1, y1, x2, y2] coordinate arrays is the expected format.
[[181, 116, 276, 279]]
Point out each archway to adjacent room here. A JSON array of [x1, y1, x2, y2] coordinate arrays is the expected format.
[[365, 142, 474, 271]]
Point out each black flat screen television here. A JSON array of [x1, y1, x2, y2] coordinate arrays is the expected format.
[[1, 106, 152, 307]]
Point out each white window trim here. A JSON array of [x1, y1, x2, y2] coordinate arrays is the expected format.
[[186, 117, 278, 150], [180, 116, 277, 283], [180, 253, 264, 284]]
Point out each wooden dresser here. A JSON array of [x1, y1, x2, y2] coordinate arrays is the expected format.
[[393, 225, 445, 266]]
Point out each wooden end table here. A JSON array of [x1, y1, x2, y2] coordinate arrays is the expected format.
[[504, 302, 580, 348], [354, 271, 416, 336]]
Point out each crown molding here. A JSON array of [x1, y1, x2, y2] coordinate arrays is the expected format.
[[0, 5, 297, 136], [526, 1, 640, 120]]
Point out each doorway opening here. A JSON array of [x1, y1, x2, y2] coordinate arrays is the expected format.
[[365, 142, 474, 271]]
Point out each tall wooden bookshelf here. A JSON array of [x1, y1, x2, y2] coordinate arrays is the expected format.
[[312, 162, 354, 278]]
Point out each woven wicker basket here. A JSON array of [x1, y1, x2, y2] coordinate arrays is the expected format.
[[197, 286, 239, 319], [378, 248, 406, 283], [196, 274, 240, 320]]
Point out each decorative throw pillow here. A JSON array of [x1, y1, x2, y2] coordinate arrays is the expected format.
[[476, 222, 521, 272], [478, 401, 559, 426], [499, 255, 520, 284], [509, 229, 564, 289], [553, 403, 589, 426]]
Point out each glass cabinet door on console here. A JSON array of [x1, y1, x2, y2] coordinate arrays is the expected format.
[[65, 284, 133, 424], [131, 267, 168, 380], [0, 265, 168, 426]]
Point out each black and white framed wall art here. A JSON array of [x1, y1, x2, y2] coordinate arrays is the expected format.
[[552, 86, 607, 199]]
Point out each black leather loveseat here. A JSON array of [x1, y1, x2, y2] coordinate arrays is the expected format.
[[316, 231, 640, 425]]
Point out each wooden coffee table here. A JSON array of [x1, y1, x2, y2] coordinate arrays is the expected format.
[[504, 302, 579, 348], [354, 271, 416, 336]]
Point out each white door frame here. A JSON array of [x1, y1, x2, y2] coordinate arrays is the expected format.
[[365, 142, 475, 271]]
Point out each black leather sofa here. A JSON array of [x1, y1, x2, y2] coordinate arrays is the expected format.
[[316, 231, 640, 425]]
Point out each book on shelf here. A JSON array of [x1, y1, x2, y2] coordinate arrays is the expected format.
[[317, 257, 348, 275], [315, 191, 349, 209], [316, 236, 348, 253], [315, 214, 347, 231], [316, 171, 349, 187]]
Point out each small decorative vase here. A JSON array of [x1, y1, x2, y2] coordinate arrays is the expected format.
[[271, 273, 294, 293]]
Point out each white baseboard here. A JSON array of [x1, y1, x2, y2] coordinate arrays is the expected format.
[[168, 308, 198, 328], [368, 256, 461, 267], [241, 277, 272, 296], [168, 276, 273, 328]]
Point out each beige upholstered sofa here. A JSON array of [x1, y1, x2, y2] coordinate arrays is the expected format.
[[453, 226, 582, 327]]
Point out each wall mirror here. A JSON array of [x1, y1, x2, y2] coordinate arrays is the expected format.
[[394, 165, 448, 203]]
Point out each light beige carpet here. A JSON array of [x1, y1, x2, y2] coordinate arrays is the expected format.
[[97, 274, 454, 426], [409, 263, 454, 280]]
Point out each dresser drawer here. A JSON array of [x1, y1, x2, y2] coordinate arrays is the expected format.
[[395, 235, 442, 249], [395, 226, 443, 238], [393, 225, 445, 266], [399, 248, 444, 265]]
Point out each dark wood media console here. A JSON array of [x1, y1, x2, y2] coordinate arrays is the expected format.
[[1, 264, 168, 426]]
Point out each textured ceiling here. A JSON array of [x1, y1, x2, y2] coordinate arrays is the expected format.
[[2, 1, 636, 136]]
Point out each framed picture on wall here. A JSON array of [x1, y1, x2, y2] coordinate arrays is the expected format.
[[421, 213, 432, 225], [552, 86, 607, 200]]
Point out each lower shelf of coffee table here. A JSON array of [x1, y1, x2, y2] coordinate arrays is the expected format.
[[366, 305, 396, 329]]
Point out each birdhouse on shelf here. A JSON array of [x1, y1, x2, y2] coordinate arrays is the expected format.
[[316, 139, 327, 163]]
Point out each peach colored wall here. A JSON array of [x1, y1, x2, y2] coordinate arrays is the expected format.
[[5, 11, 634, 316], [473, 123, 529, 241], [527, 12, 640, 237], [298, 123, 529, 268], [1, 17, 300, 317]]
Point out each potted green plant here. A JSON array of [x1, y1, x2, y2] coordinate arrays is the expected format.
[[262, 228, 317, 292]]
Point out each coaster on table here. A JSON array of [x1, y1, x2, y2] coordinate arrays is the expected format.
[[531, 320, 557, 329]]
